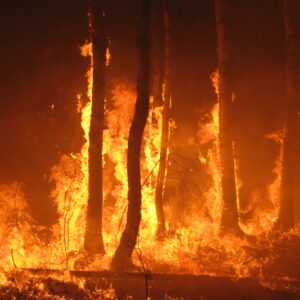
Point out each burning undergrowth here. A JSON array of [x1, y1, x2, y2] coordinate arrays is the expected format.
[[0, 80, 299, 285], [0, 34, 299, 300]]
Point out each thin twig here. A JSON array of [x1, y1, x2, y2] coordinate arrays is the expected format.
[[13, 181, 20, 210], [115, 205, 127, 247], [135, 246, 151, 300], [141, 158, 161, 188], [63, 189, 71, 269], [115, 159, 161, 243], [11, 249, 18, 269], [11, 183, 20, 270]]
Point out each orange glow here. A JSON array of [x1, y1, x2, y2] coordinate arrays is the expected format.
[[0, 56, 298, 292]]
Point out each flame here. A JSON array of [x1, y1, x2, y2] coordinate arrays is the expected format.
[[266, 128, 284, 226], [105, 48, 111, 66], [0, 46, 298, 295], [201, 103, 222, 232], [199, 71, 222, 231]]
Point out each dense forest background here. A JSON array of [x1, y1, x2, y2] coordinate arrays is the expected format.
[[0, 0, 291, 228]]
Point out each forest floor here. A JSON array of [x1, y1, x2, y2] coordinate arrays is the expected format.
[[0, 269, 299, 300], [1, 232, 300, 299]]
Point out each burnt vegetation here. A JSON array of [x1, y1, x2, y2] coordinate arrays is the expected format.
[[0, 0, 300, 299]]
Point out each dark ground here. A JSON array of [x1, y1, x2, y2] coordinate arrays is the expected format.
[[1, 270, 299, 300]]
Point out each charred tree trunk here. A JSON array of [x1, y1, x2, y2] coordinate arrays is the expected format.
[[150, 0, 165, 108], [111, 0, 151, 271], [278, 0, 300, 230], [155, 0, 171, 237], [84, 0, 108, 254], [215, 0, 240, 233]]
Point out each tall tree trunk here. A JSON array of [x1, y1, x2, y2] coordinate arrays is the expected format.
[[150, 0, 164, 108], [278, 0, 300, 230], [84, 0, 107, 254], [155, 0, 171, 237], [215, 0, 240, 233], [111, 0, 151, 271]]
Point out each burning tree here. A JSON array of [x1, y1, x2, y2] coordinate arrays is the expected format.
[[111, 0, 151, 270], [215, 0, 240, 234], [84, 0, 108, 254], [278, 0, 300, 230], [154, 0, 172, 238], [3, 1, 300, 298]]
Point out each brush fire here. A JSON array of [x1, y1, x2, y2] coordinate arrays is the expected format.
[[0, 0, 300, 299]]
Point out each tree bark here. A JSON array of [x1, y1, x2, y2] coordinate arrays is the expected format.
[[150, 0, 165, 108], [111, 0, 151, 271], [84, 0, 107, 254], [215, 0, 240, 233], [155, 0, 171, 237], [278, 0, 300, 230]]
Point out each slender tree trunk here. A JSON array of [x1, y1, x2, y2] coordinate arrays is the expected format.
[[84, 0, 107, 254], [155, 0, 171, 237], [112, 0, 151, 271], [150, 0, 164, 108], [215, 0, 240, 233], [278, 0, 300, 230]]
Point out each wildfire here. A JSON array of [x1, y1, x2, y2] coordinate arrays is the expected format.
[[0, 39, 298, 299]]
